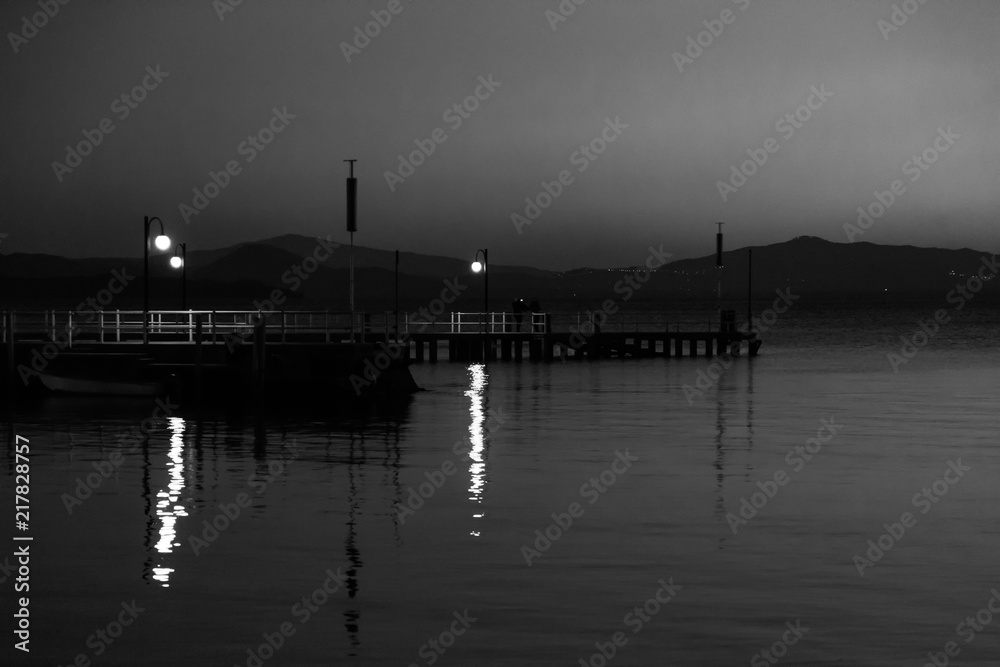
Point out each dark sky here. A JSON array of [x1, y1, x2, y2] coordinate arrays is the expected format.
[[2, 0, 998, 270]]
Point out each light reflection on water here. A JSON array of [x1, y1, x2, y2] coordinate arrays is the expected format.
[[465, 363, 489, 533], [7, 337, 1000, 666], [151, 416, 188, 586]]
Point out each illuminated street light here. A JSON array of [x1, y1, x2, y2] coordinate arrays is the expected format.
[[143, 216, 171, 343], [471, 249, 488, 336]]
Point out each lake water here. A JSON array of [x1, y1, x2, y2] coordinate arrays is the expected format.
[[4, 305, 1000, 666]]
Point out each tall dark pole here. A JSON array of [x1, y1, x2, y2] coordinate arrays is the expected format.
[[173, 243, 187, 310], [144, 217, 150, 343], [747, 248, 752, 330], [394, 250, 399, 341], [473, 249, 488, 334], [143, 216, 169, 345], [484, 249, 488, 333], [715, 222, 724, 330], [345, 159, 357, 343]]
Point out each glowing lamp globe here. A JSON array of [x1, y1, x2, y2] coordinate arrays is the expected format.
[[170, 256, 183, 269], [471, 261, 483, 273], [154, 235, 171, 251]]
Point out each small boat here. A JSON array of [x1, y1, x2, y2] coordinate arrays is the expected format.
[[37, 371, 163, 397]]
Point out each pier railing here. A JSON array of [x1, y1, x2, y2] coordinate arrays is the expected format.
[[428, 312, 723, 335], [1, 309, 732, 345], [1, 310, 372, 345]]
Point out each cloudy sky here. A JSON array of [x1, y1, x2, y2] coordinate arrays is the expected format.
[[2, 0, 998, 270]]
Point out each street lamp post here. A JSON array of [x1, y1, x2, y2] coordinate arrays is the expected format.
[[715, 222, 724, 330], [170, 243, 186, 310], [143, 216, 171, 344], [472, 249, 488, 359]]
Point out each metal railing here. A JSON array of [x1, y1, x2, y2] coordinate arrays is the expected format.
[[2, 309, 731, 345], [2, 310, 397, 345], [406, 312, 721, 335]]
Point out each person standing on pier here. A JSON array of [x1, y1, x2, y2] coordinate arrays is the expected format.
[[512, 298, 525, 332]]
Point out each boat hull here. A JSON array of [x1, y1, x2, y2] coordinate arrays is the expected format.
[[37, 372, 163, 397]]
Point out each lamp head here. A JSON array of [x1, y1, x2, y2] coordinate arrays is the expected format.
[[154, 234, 171, 251], [170, 256, 184, 269], [471, 261, 483, 273]]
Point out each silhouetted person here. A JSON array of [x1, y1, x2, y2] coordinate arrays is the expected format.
[[511, 298, 525, 332]]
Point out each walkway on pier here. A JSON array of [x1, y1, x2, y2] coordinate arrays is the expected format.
[[2, 309, 754, 362]]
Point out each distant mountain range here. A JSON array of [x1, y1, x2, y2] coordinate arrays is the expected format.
[[1, 234, 997, 311]]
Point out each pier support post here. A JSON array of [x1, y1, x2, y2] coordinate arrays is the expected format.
[[252, 319, 266, 394], [429, 338, 438, 362], [514, 338, 523, 362], [5, 313, 14, 396], [588, 335, 600, 360], [195, 314, 203, 399], [415, 339, 424, 362]]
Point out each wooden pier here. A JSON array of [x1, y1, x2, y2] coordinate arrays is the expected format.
[[408, 330, 752, 362], [2, 308, 757, 398]]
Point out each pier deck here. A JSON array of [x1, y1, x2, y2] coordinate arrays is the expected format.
[[2, 308, 758, 371]]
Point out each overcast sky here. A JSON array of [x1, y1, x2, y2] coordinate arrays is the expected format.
[[2, 0, 998, 270]]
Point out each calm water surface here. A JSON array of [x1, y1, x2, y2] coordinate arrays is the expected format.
[[4, 309, 1000, 666]]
